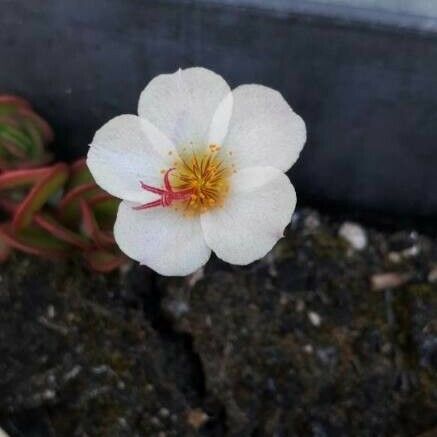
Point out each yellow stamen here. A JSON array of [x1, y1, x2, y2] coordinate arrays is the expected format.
[[171, 145, 231, 216]]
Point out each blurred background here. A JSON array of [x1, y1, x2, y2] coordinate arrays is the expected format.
[[1, 1, 437, 436], [2, 0, 437, 222]]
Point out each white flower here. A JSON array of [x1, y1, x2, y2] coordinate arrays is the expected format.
[[87, 67, 306, 276]]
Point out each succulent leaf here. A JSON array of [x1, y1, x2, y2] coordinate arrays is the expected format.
[[0, 95, 126, 272], [0, 96, 53, 169]]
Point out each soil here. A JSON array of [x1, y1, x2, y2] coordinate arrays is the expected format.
[[0, 209, 436, 436]]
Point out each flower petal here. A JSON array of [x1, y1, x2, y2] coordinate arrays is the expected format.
[[223, 85, 306, 172], [114, 201, 211, 276], [87, 115, 176, 203], [201, 167, 296, 265], [208, 91, 233, 146], [138, 67, 231, 154]]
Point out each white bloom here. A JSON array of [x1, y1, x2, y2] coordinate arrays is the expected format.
[[87, 67, 306, 276]]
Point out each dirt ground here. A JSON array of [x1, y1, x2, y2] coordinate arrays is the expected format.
[[0, 209, 436, 436]]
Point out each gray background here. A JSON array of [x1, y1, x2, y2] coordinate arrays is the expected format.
[[1, 0, 437, 220], [196, 0, 437, 31]]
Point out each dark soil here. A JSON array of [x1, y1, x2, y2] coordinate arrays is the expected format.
[[0, 209, 436, 436]]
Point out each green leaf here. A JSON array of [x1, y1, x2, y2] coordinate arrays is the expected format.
[[84, 249, 127, 273], [68, 159, 94, 189], [34, 212, 91, 250], [0, 124, 34, 156], [0, 223, 70, 259], [58, 183, 100, 227], [90, 195, 119, 229], [0, 234, 11, 262], [13, 163, 69, 230]]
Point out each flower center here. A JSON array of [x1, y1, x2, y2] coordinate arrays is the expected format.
[[134, 145, 232, 216], [171, 146, 231, 215]]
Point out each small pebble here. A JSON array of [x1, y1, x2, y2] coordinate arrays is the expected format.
[[150, 417, 161, 427], [120, 261, 133, 275], [388, 245, 420, 263], [403, 245, 420, 257], [371, 272, 412, 291], [381, 343, 392, 355], [316, 346, 338, 366], [159, 407, 170, 418], [303, 344, 314, 354], [47, 305, 55, 319], [43, 389, 56, 400], [279, 293, 290, 306], [296, 299, 305, 312], [187, 267, 205, 287], [47, 373, 56, 385], [164, 299, 190, 319], [303, 212, 320, 232], [117, 417, 128, 428], [308, 311, 322, 327], [339, 222, 367, 250], [64, 365, 82, 381], [387, 252, 402, 264], [428, 266, 437, 284], [186, 408, 209, 430]]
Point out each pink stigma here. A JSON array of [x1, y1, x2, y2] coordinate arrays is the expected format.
[[133, 168, 193, 210]]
